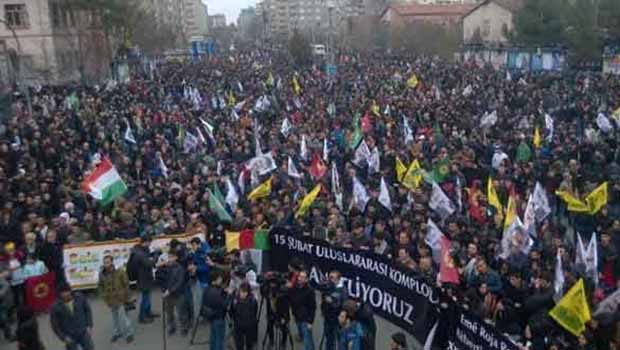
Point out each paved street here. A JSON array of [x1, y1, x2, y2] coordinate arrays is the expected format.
[[1, 289, 421, 350]]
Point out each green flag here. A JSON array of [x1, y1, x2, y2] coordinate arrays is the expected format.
[[208, 188, 232, 222], [349, 113, 362, 149], [253, 229, 271, 250], [213, 183, 225, 204], [432, 158, 451, 183], [516, 141, 532, 162]]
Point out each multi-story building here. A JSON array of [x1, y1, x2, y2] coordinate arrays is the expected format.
[[0, 0, 109, 85], [142, 0, 185, 46], [238, 7, 257, 38], [182, 0, 209, 42], [208, 14, 227, 29]]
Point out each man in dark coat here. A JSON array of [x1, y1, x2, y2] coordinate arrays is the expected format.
[[131, 235, 158, 323], [231, 283, 258, 350], [50, 285, 94, 350], [162, 251, 190, 335], [289, 270, 317, 350]]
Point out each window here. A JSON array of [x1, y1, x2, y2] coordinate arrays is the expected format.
[[482, 19, 491, 37], [5, 4, 29, 28]]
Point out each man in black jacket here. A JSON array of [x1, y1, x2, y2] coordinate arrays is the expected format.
[[231, 283, 258, 350], [290, 270, 316, 350], [162, 251, 190, 336], [50, 285, 94, 350], [202, 271, 229, 350], [132, 235, 159, 323]]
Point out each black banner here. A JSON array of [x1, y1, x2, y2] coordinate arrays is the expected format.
[[269, 228, 521, 350]]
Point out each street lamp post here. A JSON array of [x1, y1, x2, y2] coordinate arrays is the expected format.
[[0, 17, 32, 116]]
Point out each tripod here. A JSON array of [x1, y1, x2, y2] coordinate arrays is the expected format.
[[189, 298, 210, 345], [262, 318, 294, 350]]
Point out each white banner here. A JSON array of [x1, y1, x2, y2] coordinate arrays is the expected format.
[[63, 232, 206, 289]]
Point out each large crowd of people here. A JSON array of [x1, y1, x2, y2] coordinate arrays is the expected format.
[[0, 48, 620, 350]]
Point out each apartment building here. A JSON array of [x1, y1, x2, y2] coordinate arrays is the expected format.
[[182, 0, 209, 42]]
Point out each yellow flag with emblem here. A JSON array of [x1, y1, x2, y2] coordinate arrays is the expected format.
[[247, 178, 272, 201], [585, 182, 607, 215], [487, 177, 503, 216], [504, 193, 516, 230], [533, 127, 541, 148], [549, 279, 591, 336], [407, 74, 419, 89], [395, 158, 407, 182], [402, 160, 423, 190], [295, 184, 321, 218]]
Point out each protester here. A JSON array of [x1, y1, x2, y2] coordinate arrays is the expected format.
[[129, 235, 159, 323], [202, 271, 229, 350], [337, 309, 363, 350], [0, 264, 14, 341], [188, 236, 211, 317], [290, 270, 317, 350], [321, 270, 347, 350], [21, 253, 48, 279], [390, 332, 407, 350], [98, 255, 133, 344], [16, 307, 44, 350], [50, 285, 94, 350], [161, 250, 191, 336], [230, 282, 258, 350]]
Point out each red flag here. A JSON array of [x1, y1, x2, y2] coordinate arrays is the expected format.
[[25, 272, 56, 312], [309, 153, 327, 180], [440, 237, 460, 284], [239, 229, 255, 250]]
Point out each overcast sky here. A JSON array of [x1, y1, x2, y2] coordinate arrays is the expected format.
[[204, 0, 256, 24]]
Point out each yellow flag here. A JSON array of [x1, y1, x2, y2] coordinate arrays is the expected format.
[[371, 100, 380, 116], [533, 127, 541, 148], [247, 178, 272, 201], [266, 72, 275, 86], [555, 191, 590, 213], [228, 91, 236, 106], [407, 74, 419, 89], [292, 76, 301, 95], [225, 231, 241, 252], [549, 279, 591, 336], [395, 158, 407, 182], [504, 194, 516, 230], [487, 177, 503, 216], [585, 182, 608, 215], [295, 184, 321, 218], [402, 160, 423, 190], [612, 107, 620, 123]]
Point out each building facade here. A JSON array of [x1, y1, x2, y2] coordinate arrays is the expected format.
[[0, 0, 109, 85], [238, 7, 258, 39], [208, 14, 227, 29], [182, 0, 209, 42], [142, 0, 185, 46], [462, 0, 522, 44], [380, 3, 476, 28]]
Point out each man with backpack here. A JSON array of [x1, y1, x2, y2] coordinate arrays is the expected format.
[[127, 235, 160, 324]]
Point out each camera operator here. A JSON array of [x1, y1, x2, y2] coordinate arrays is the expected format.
[[229, 250, 259, 299], [343, 299, 376, 350], [289, 270, 316, 350], [319, 270, 348, 350], [202, 271, 230, 350], [262, 272, 291, 349], [230, 282, 258, 350]]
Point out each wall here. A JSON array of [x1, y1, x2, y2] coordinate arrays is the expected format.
[[463, 1, 513, 43]]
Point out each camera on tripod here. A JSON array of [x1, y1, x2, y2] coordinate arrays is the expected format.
[[258, 271, 288, 293]]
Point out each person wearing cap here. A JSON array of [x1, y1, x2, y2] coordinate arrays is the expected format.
[[390, 332, 407, 350], [50, 285, 94, 350]]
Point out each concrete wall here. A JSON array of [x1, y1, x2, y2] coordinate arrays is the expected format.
[[463, 1, 513, 43]]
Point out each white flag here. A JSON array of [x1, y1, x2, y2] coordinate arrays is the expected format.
[[545, 113, 554, 142], [254, 135, 263, 156], [323, 139, 329, 162], [183, 131, 199, 153], [368, 147, 380, 174], [425, 218, 444, 263], [331, 163, 341, 195], [586, 233, 599, 286], [124, 124, 137, 144], [492, 150, 509, 169], [238, 170, 246, 195], [217, 161, 223, 176], [462, 84, 473, 97], [533, 182, 551, 222], [506, 71, 512, 82], [300, 135, 308, 161], [281, 118, 292, 137], [403, 116, 414, 144], [250, 168, 259, 189], [196, 127, 206, 144], [429, 182, 455, 220], [523, 194, 536, 238], [384, 104, 391, 116], [352, 177, 370, 213], [576, 233, 587, 267], [378, 177, 392, 212], [158, 154, 168, 179], [597, 112, 613, 133], [480, 110, 498, 129], [500, 217, 533, 259], [287, 157, 302, 179], [353, 140, 371, 166], [231, 108, 240, 121], [200, 118, 214, 135], [225, 178, 239, 213], [455, 177, 463, 213], [553, 249, 565, 302], [234, 100, 246, 112], [246, 152, 277, 176]]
